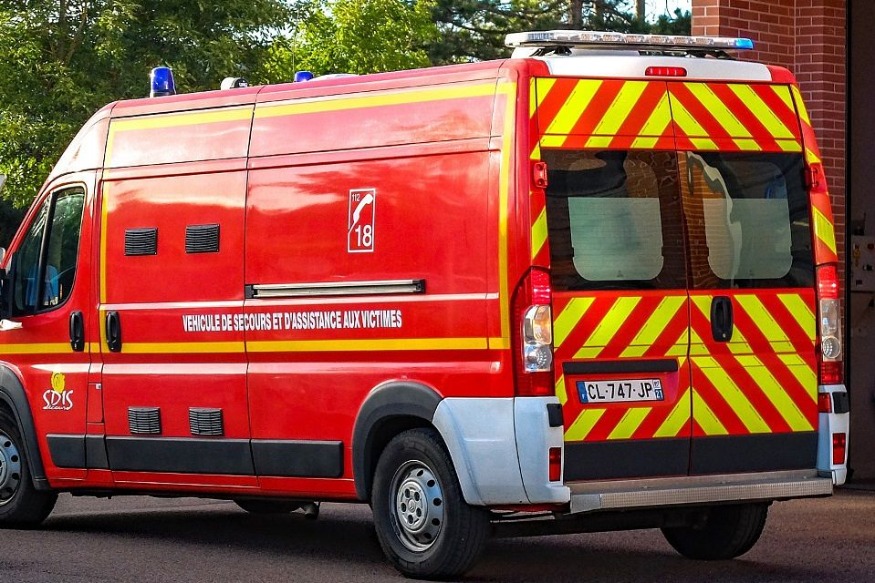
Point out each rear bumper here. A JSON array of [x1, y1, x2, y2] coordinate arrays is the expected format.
[[568, 469, 832, 514]]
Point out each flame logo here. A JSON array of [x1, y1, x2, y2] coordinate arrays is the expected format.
[[51, 372, 66, 394]]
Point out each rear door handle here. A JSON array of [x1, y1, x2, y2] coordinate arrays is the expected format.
[[710, 296, 733, 342], [105, 311, 122, 352], [69, 311, 85, 352]]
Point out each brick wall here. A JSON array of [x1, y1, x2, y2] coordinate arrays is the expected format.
[[692, 0, 847, 277]]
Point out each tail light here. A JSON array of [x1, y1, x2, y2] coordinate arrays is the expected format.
[[512, 268, 554, 396], [548, 447, 562, 482], [833, 432, 847, 465], [816, 264, 843, 385]]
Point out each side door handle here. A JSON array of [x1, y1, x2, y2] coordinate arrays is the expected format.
[[710, 296, 734, 342], [69, 311, 85, 352], [105, 311, 122, 352]]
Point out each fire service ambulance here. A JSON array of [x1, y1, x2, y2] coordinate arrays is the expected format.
[[0, 31, 849, 579]]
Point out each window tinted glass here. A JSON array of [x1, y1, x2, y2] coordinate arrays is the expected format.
[[681, 152, 813, 289], [543, 150, 686, 290]]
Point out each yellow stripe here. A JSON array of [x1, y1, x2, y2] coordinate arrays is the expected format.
[[576, 297, 640, 355], [498, 83, 516, 343], [736, 355, 813, 431], [539, 135, 566, 148], [111, 107, 253, 133], [654, 388, 692, 438], [544, 80, 603, 136], [535, 78, 558, 109], [669, 98, 708, 137], [591, 81, 648, 136], [735, 295, 794, 353], [805, 148, 822, 165], [556, 375, 568, 406], [100, 184, 110, 305], [565, 408, 605, 441], [553, 297, 596, 349], [777, 294, 815, 338], [791, 86, 811, 125], [690, 137, 718, 150], [531, 207, 548, 260], [727, 328, 754, 356], [639, 92, 672, 137], [778, 354, 818, 402], [777, 139, 803, 153], [584, 136, 614, 149], [692, 390, 729, 435], [0, 343, 75, 355], [608, 407, 651, 440], [256, 83, 497, 119], [729, 85, 796, 140], [813, 206, 838, 255], [771, 85, 797, 115], [488, 337, 510, 349], [122, 342, 245, 354], [732, 138, 762, 151], [249, 337, 488, 353], [620, 296, 685, 358], [686, 83, 753, 138], [695, 356, 770, 433], [631, 136, 661, 149]]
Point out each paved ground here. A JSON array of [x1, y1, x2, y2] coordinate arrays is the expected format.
[[1, 489, 873, 582]]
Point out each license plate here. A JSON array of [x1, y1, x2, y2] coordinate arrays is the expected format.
[[576, 379, 664, 404]]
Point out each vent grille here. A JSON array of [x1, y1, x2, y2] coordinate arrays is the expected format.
[[186, 224, 220, 254], [125, 228, 158, 256], [128, 407, 161, 435], [189, 408, 224, 436]]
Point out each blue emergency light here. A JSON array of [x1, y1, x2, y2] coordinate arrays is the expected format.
[[294, 70, 315, 82], [150, 66, 176, 97]]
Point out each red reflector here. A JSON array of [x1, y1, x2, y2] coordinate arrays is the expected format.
[[645, 66, 687, 77], [818, 392, 832, 413], [548, 447, 562, 482], [833, 433, 846, 465], [820, 361, 843, 386], [532, 161, 548, 189]]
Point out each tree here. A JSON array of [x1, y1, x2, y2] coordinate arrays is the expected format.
[[0, 0, 294, 212], [260, 0, 438, 79]]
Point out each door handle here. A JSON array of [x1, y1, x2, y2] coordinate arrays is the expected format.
[[105, 311, 122, 352], [69, 311, 85, 352], [710, 296, 734, 342]]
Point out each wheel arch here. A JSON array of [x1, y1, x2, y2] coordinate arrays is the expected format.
[[0, 365, 49, 490], [352, 381, 442, 501]]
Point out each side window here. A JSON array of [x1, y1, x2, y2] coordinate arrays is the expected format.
[[11, 188, 86, 316], [543, 149, 686, 290], [680, 152, 814, 289]]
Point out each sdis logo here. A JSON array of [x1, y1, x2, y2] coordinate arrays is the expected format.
[[42, 372, 74, 411]]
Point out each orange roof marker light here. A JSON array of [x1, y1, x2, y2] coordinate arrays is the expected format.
[[505, 30, 755, 52]]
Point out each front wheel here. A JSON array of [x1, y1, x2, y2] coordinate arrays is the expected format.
[[0, 409, 57, 527], [372, 428, 490, 580], [661, 503, 769, 560]]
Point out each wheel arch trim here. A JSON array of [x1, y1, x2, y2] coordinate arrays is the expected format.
[[0, 366, 49, 490]]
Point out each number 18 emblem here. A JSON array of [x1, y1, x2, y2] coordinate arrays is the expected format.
[[348, 188, 376, 253]]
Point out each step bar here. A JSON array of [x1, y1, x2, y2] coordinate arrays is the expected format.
[[569, 469, 833, 514]]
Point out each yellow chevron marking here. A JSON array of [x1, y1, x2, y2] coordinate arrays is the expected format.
[[777, 139, 803, 153], [655, 388, 692, 438], [778, 354, 818, 402], [631, 136, 661, 149], [556, 374, 568, 406], [591, 81, 648, 136], [805, 148, 822, 165], [813, 206, 838, 255], [727, 328, 754, 356], [690, 137, 719, 150], [553, 297, 596, 349], [695, 356, 770, 433], [544, 80, 603, 135], [565, 408, 606, 441], [692, 390, 729, 435], [575, 297, 641, 356], [540, 135, 567, 148], [639, 91, 673, 136], [686, 83, 753, 138], [689, 328, 710, 356], [608, 407, 652, 440], [670, 98, 708, 137], [620, 296, 685, 358], [585, 136, 614, 149], [777, 294, 815, 338], [736, 355, 813, 431], [530, 142, 541, 160], [732, 138, 762, 151], [735, 295, 794, 353], [535, 78, 558, 110], [729, 85, 796, 140], [772, 85, 798, 117], [531, 207, 548, 260], [791, 86, 811, 125]]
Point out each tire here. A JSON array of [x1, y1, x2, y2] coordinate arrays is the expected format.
[[234, 499, 302, 514], [0, 409, 57, 527], [371, 428, 490, 580], [661, 503, 769, 560]]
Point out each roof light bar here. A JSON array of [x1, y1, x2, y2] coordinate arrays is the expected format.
[[505, 30, 754, 51]]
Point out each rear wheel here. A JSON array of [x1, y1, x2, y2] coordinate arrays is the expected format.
[[372, 428, 490, 580], [661, 503, 768, 560], [0, 409, 56, 527]]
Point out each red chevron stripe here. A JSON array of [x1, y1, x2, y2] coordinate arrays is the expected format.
[[585, 407, 629, 441], [705, 84, 784, 152], [723, 353, 793, 433], [534, 79, 579, 134], [567, 80, 626, 137], [755, 353, 818, 427], [757, 293, 816, 356], [690, 359, 749, 435], [644, 299, 689, 357], [554, 294, 618, 356], [599, 295, 664, 358], [668, 83, 736, 141], [616, 81, 670, 137], [751, 84, 802, 138]]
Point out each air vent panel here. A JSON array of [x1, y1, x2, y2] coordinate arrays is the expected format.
[[186, 224, 220, 254], [189, 408, 224, 436], [125, 228, 158, 256], [128, 407, 161, 434]]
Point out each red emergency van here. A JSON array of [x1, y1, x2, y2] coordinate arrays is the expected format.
[[0, 31, 849, 579]]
